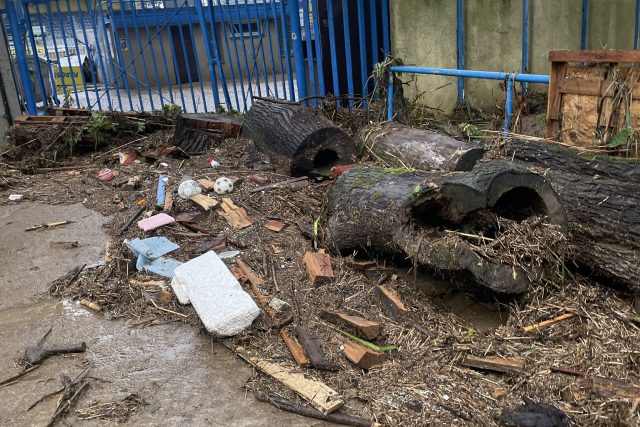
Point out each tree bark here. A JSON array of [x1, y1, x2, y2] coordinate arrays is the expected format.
[[173, 113, 243, 155], [242, 97, 356, 176], [358, 122, 486, 171], [321, 161, 566, 294], [501, 139, 640, 289]]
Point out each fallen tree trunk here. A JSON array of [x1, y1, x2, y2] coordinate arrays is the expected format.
[[501, 139, 640, 290], [358, 122, 485, 171], [321, 161, 566, 294], [242, 97, 356, 176]]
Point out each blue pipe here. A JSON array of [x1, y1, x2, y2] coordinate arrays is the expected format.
[[504, 76, 514, 133], [581, 0, 588, 50], [311, 0, 325, 97], [326, 0, 340, 105], [386, 70, 393, 120], [278, 0, 296, 101], [289, 0, 308, 102], [341, 0, 354, 108], [357, 0, 368, 101], [206, 1, 232, 110], [301, 0, 316, 98], [456, 0, 464, 101], [635, 0, 640, 49], [522, 0, 529, 94], [6, 1, 36, 114]]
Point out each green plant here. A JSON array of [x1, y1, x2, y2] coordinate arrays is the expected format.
[[161, 104, 182, 121], [63, 127, 83, 155], [85, 111, 117, 149]]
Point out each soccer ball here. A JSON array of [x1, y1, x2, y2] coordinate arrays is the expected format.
[[214, 177, 234, 194]]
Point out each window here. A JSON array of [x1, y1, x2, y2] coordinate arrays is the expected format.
[[229, 22, 260, 38]]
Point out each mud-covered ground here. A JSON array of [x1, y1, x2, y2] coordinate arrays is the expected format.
[[1, 117, 639, 426]]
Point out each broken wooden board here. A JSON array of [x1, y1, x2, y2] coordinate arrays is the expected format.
[[590, 376, 640, 400], [303, 252, 334, 285], [294, 325, 333, 370], [175, 211, 204, 223], [198, 179, 215, 192], [523, 313, 577, 333], [342, 340, 385, 370], [461, 355, 526, 374], [230, 345, 343, 414], [280, 329, 310, 367], [236, 259, 264, 286], [374, 285, 408, 318], [320, 310, 381, 340], [218, 198, 253, 229], [190, 194, 218, 211], [265, 219, 287, 232]]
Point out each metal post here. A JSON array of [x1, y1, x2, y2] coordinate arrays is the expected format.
[[522, 0, 529, 94], [387, 70, 393, 120], [6, 1, 37, 115], [581, 0, 588, 50], [504, 75, 514, 134], [288, 0, 308, 102], [456, 0, 464, 102], [194, 0, 220, 110], [635, 0, 640, 49]]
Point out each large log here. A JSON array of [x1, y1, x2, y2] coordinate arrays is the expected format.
[[502, 139, 640, 289], [358, 122, 485, 171], [242, 97, 356, 176], [321, 161, 566, 294]]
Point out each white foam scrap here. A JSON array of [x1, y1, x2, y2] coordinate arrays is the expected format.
[[170, 251, 260, 336]]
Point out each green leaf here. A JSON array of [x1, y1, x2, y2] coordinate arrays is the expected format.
[[322, 322, 398, 353], [608, 128, 632, 148]]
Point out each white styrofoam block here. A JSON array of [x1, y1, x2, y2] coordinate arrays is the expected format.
[[170, 275, 191, 304], [171, 251, 260, 337]]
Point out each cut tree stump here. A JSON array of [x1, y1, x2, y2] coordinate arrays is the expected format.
[[502, 138, 640, 290], [358, 122, 485, 171], [173, 113, 243, 155], [321, 161, 566, 294], [242, 97, 356, 176]]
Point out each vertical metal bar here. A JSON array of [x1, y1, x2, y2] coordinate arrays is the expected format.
[[381, 0, 390, 55], [222, 2, 248, 110], [76, 0, 105, 110], [311, 0, 325, 97], [244, 2, 262, 98], [116, 0, 144, 109], [268, 0, 286, 98], [456, 0, 464, 102], [581, 0, 588, 50], [289, 0, 307, 102], [369, 0, 378, 64], [522, 0, 529, 94], [174, 12, 197, 111], [356, 0, 367, 101], [386, 70, 393, 120], [39, 1, 68, 105], [150, 0, 174, 105], [63, 0, 92, 108], [195, 0, 220, 110], [97, 5, 124, 111], [232, 3, 256, 106], [88, 0, 115, 111], [52, 0, 81, 108], [341, 0, 354, 108], [31, 4, 60, 107], [278, 0, 295, 100], [207, 3, 233, 111], [504, 75, 514, 134], [6, 1, 37, 114], [326, 0, 339, 104], [635, 0, 640, 49], [183, 3, 208, 112], [261, 0, 279, 98], [217, 4, 242, 111], [252, 0, 271, 96], [129, 0, 155, 110], [301, 0, 316, 98], [23, 5, 50, 109], [106, 0, 133, 111], [139, 0, 165, 108], [160, 0, 186, 111]]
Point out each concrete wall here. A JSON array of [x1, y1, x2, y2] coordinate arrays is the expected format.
[[391, 0, 637, 115]]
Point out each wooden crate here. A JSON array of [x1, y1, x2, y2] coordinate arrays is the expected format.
[[546, 50, 640, 156]]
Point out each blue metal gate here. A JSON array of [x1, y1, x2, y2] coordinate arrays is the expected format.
[[0, 0, 391, 115]]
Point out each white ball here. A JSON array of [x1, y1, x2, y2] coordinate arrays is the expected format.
[[214, 177, 234, 194]]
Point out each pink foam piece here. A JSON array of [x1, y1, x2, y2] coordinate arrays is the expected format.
[[138, 213, 176, 231]]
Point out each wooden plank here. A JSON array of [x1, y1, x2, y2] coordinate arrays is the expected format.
[[549, 50, 640, 63], [294, 325, 333, 370], [342, 340, 385, 370], [523, 313, 577, 332], [461, 355, 525, 374], [180, 113, 243, 136], [320, 310, 381, 340], [558, 78, 640, 97], [374, 285, 408, 318], [591, 376, 640, 400], [189, 194, 218, 211], [230, 346, 344, 414], [303, 252, 334, 285], [280, 329, 310, 367]]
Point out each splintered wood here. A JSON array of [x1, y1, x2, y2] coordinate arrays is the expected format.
[[218, 198, 253, 229], [189, 194, 218, 211], [303, 252, 334, 285], [374, 285, 408, 318], [231, 346, 343, 414], [320, 310, 381, 340], [523, 313, 577, 333], [265, 219, 287, 232], [197, 179, 215, 191], [342, 340, 385, 370], [461, 355, 526, 374]]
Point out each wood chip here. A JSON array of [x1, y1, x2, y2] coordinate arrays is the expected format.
[[190, 194, 218, 211], [79, 299, 101, 312], [342, 340, 385, 370], [374, 285, 408, 318], [303, 252, 334, 285], [265, 219, 287, 232], [218, 198, 253, 229], [280, 329, 310, 367], [320, 310, 381, 340], [523, 313, 577, 333], [461, 355, 525, 374], [198, 179, 215, 191], [294, 325, 332, 370], [236, 259, 265, 286]]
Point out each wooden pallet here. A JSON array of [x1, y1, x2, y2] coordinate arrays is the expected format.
[[13, 115, 89, 125]]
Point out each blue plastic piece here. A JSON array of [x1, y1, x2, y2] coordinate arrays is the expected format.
[[143, 257, 183, 278], [126, 237, 181, 278], [156, 175, 168, 208]]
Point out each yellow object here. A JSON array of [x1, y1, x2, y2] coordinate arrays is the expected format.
[[54, 64, 83, 88]]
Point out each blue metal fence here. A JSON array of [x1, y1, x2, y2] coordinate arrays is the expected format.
[[0, 0, 391, 115]]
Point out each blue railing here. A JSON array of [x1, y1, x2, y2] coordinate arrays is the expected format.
[[386, 66, 550, 133], [1, 0, 391, 115]]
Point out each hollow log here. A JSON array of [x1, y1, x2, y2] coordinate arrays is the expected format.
[[173, 113, 243, 155], [501, 139, 640, 290], [358, 122, 485, 171], [242, 97, 356, 176], [321, 161, 566, 294]]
